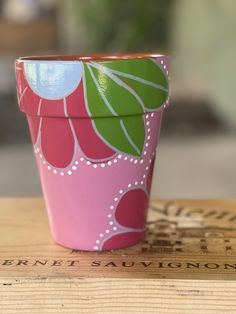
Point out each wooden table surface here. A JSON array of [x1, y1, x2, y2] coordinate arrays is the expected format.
[[0, 198, 236, 313]]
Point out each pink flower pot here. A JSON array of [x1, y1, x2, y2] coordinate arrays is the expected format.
[[15, 53, 170, 251]]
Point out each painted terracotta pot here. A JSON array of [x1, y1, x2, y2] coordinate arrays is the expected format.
[[15, 53, 170, 251]]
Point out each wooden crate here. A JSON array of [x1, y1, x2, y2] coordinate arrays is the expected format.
[[0, 198, 236, 313]]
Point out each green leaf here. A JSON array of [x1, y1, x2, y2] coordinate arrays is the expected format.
[[92, 115, 145, 156], [98, 58, 169, 110], [83, 58, 168, 156], [83, 63, 144, 117]]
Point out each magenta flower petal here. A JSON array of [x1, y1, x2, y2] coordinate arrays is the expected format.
[[67, 81, 115, 161], [72, 119, 115, 161], [66, 80, 87, 117], [41, 118, 74, 168], [102, 231, 144, 250], [40, 98, 64, 117], [115, 189, 148, 229], [17, 65, 116, 165], [26, 116, 41, 144]]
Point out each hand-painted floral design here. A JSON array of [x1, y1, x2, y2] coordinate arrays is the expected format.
[[83, 59, 168, 156], [102, 231, 145, 251], [16, 61, 116, 167], [102, 188, 148, 250], [15, 55, 169, 251], [115, 188, 148, 229], [16, 58, 168, 166]]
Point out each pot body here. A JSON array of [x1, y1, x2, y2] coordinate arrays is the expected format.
[[15, 54, 170, 251]]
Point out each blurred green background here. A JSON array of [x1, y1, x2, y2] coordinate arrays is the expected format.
[[0, 0, 235, 197]]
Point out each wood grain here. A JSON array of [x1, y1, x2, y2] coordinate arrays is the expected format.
[[0, 198, 236, 313]]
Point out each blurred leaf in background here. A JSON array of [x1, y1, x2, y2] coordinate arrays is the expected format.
[[59, 0, 172, 53]]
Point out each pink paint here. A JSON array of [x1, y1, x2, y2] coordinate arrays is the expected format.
[[33, 110, 163, 250], [15, 54, 170, 251]]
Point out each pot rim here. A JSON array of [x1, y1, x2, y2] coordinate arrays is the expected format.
[[16, 52, 168, 62]]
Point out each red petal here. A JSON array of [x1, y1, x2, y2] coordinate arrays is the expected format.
[[72, 118, 115, 161], [41, 118, 74, 168], [66, 80, 115, 160], [16, 66, 40, 116], [102, 231, 144, 250], [66, 80, 88, 117], [115, 189, 148, 229], [40, 98, 64, 117], [147, 157, 155, 194], [26, 116, 41, 144]]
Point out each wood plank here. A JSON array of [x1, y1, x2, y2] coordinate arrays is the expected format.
[[0, 198, 236, 313]]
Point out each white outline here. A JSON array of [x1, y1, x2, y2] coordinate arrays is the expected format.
[[86, 65, 118, 116], [93, 62, 168, 92], [63, 97, 68, 117], [89, 62, 145, 112], [37, 99, 42, 116], [119, 119, 141, 155], [83, 62, 145, 158], [18, 86, 28, 105], [94, 185, 148, 250]]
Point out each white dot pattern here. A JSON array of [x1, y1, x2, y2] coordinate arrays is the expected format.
[[33, 56, 169, 182], [33, 88, 166, 252], [93, 111, 156, 250], [160, 57, 170, 108]]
